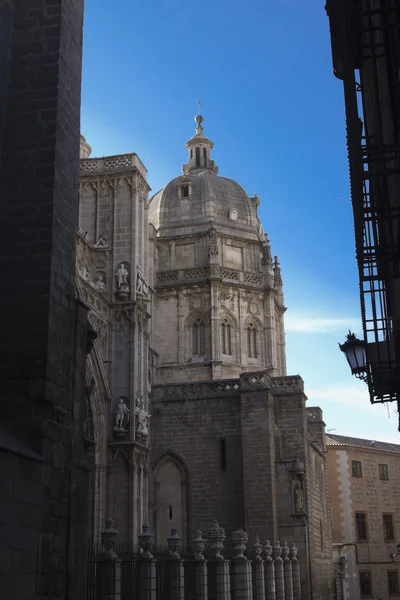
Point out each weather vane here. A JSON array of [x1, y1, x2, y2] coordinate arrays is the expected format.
[[196, 99, 202, 115]]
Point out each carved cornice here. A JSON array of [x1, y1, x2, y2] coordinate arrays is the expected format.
[[271, 376, 304, 393], [152, 372, 305, 401]]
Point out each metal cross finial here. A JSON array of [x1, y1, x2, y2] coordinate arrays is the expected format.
[[196, 99, 202, 115]]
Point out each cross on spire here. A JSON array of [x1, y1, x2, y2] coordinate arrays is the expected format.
[[196, 99, 202, 115]]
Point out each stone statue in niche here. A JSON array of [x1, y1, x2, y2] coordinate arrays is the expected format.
[[294, 481, 304, 513], [115, 262, 130, 300], [114, 397, 130, 430], [95, 275, 106, 293], [136, 265, 149, 299], [229, 207, 238, 221], [135, 396, 151, 436]]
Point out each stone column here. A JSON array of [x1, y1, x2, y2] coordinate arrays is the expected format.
[[289, 544, 301, 600], [192, 531, 208, 600], [274, 542, 285, 600], [263, 541, 276, 600], [100, 519, 122, 600], [282, 542, 293, 600], [232, 529, 253, 600], [205, 519, 230, 600], [167, 529, 185, 600], [253, 537, 265, 600], [138, 524, 157, 600]]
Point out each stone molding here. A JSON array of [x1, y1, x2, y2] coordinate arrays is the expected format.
[[79, 153, 148, 184], [153, 373, 304, 401], [156, 266, 264, 287], [271, 376, 304, 393]]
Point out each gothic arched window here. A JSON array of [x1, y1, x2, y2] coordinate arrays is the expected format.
[[192, 318, 205, 356], [221, 319, 232, 355], [246, 323, 257, 358]]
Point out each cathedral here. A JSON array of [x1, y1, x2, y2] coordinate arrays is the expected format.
[[77, 114, 333, 599]]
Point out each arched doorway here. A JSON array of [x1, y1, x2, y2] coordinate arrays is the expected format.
[[154, 452, 189, 551]]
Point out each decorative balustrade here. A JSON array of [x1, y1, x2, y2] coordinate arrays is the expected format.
[[80, 153, 147, 181], [271, 376, 304, 394], [155, 267, 264, 286], [153, 373, 306, 402], [87, 519, 302, 600]]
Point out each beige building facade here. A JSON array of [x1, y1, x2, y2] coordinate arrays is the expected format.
[[327, 434, 400, 600], [78, 116, 334, 599]]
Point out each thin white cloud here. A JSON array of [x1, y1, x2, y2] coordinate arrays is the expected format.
[[285, 316, 360, 334], [307, 384, 388, 418]]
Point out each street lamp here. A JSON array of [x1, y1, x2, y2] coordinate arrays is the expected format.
[[339, 331, 367, 381]]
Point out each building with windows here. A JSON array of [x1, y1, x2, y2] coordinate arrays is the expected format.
[[78, 115, 335, 598], [326, 433, 400, 599]]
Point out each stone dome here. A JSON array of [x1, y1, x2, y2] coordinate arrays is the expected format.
[[149, 116, 262, 239]]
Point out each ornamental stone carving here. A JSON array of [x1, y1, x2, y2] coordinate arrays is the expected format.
[[232, 529, 248, 561], [94, 234, 108, 248], [95, 274, 106, 293], [138, 524, 154, 559], [294, 481, 304, 513], [229, 207, 238, 221], [136, 265, 150, 299], [167, 528, 182, 560], [135, 397, 151, 436], [205, 518, 225, 560], [208, 226, 219, 257], [191, 531, 206, 561], [114, 396, 130, 430], [115, 262, 130, 300]]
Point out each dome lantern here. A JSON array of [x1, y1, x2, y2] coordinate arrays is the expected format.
[[182, 108, 218, 175]]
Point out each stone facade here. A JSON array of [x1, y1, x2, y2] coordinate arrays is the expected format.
[[326, 434, 400, 600], [77, 138, 152, 544], [0, 1, 90, 599], [80, 116, 334, 599]]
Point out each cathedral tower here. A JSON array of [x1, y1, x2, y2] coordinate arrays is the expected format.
[[149, 114, 287, 383]]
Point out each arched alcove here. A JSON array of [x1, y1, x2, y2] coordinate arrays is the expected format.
[[153, 452, 189, 549]]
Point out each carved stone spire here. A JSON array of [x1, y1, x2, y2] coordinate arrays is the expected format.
[[274, 255, 283, 287]]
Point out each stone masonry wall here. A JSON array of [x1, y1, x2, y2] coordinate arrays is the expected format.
[[151, 392, 245, 546], [0, 1, 88, 598]]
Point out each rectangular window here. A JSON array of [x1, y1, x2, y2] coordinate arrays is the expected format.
[[379, 463, 389, 480], [383, 514, 395, 541], [359, 571, 372, 597], [388, 570, 399, 595], [220, 438, 227, 471], [356, 512, 368, 540], [181, 185, 189, 198], [352, 460, 362, 477]]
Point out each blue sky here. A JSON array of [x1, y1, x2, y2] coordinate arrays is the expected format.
[[81, 0, 399, 442]]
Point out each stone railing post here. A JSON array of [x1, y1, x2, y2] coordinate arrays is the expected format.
[[205, 519, 230, 600], [192, 530, 208, 600], [232, 529, 253, 600], [273, 542, 285, 600], [263, 541, 276, 600], [289, 544, 301, 600], [138, 524, 157, 600], [100, 518, 121, 600], [167, 528, 185, 600], [253, 537, 265, 600], [282, 542, 293, 600]]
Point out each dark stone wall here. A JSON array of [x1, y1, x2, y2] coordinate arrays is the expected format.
[[0, 0, 14, 166], [151, 393, 245, 543], [0, 0, 87, 598]]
